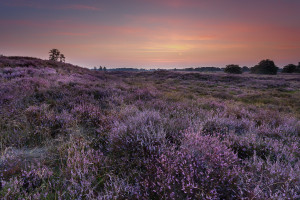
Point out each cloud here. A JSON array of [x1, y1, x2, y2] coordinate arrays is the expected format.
[[143, 0, 206, 8], [1, 0, 44, 9], [1, 0, 101, 11], [62, 4, 101, 11], [49, 32, 92, 37]]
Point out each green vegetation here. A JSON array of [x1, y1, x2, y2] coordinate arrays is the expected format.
[[251, 59, 278, 75], [0, 56, 299, 199], [224, 64, 242, 74]]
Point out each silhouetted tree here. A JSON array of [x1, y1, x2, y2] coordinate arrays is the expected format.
[[224, 64, 242, 74], [250, 59, 278, 75], [109, 68, 141, 71], [59, 54, 65, 63], [184, 68, 194, 71], [242, 66, 250, 72], [99, 66, 103, 71], [49, 49, 61, 61], [103, 67, 107, 72], [282, 64, 297, 73], [194, 67, 222, 72], [297, 62, 300, 73]]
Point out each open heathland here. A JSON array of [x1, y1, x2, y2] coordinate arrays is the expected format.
[[0, 56, 299, 199]]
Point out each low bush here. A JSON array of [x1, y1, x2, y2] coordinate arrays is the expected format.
[[141, 132, 241, 199], [224, 64, 242, 74], [251, 59, 278, 75], [282, 64, 297, 73]]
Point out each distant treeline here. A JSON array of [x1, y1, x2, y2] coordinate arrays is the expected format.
[[93, 67, 149, 72], [176, 67, 223, 72], [92, 60, 300, 75], [92, 66, 225, 72], [107, 68, 148, 72]]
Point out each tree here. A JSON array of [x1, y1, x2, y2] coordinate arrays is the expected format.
[[103, 66, 107, 72], [98, 66, 103, 71], [250, 59, 278, 75], [224, 64, 242, 74], [297, 62, 300, 73], [282, 64, 297, 73], [59, 54, 65, 63], [49, 49, 61, 61], [242, 66, 250, 72], [49, 49, 66, 62]]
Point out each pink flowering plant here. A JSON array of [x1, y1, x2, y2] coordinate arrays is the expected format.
[[0, 56, 299, 199]]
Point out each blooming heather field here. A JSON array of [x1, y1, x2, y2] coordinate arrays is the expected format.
[[0, 56, 299, 199]]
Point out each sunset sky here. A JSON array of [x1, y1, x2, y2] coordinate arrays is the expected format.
[[1, 0, 300, 69]]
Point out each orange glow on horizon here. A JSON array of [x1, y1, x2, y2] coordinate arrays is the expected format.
[[1, 0, 300, 68]]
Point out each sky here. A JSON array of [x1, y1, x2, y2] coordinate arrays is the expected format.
[[0, 0, 300, 69]]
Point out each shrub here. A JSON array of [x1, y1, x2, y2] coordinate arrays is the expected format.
[[241, 152, 300, 199], [224, 64, 242, 74], [282, 64, 297, 73], [202, 120, 229, 137], [0, 163, 53, 199], [25, 104, 74, 139], [108, 110, 166, 175], [61, 137, 105, 199], [251, 59, 278, 75], [141, 132, 241, 199], [242, 66, 250, 72]]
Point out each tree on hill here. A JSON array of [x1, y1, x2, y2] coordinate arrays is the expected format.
[[59, 54, 65, 63], [49, 49, 61, 61], [49, 49, 66, 62], [224, 64, 242, 74], [250, 59, 278, 75]]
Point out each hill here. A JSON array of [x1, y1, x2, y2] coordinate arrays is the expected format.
[[0, 56, 299, 199]]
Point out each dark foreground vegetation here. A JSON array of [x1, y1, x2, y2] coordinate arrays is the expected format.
[[0, 56, 299, 199]]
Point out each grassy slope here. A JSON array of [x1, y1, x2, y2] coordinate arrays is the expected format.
[[0, 56, 299, 199]]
